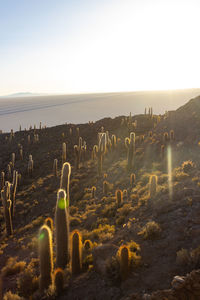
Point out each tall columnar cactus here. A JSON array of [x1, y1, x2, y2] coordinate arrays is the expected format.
[[81, 141, 87, 166], [116, 189, 123, 207], [38, 225, 53, 292], [45, 217, 54, 232], [7, 164, 11, 180], [11, 153, 15, 168], [103, 181, 109, 196], [53, 159, 58, 177], [161, 145, 165, 160], [125, 132, 135, 170], [91, 186, 96, 199], [62, 143, 66, 164], [111, 135, 116, 152], [60, 162, 71, 207], [10, 170, 18, 218], [28, 155, 33, 177], [149, 175, 157, 198], [55, 189, 70, 268], [71, 230, 82, 275], [170, 130, 174, 140], [28, 135, 30, 144], [130, 173, 136, 188], [54, 268, 64, 295], [119, 245, 130, 281], [19, 146, 23, 160], [1, 182, 13, 236], [74, 137, 83, 169], [163, 132, 169, 143], [69, 128, 72, 135], [94, 133, 107, 176], [0, 172, 5, 190]]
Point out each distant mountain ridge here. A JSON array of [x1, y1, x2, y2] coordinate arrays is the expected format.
[[0, 92, 45, 98]]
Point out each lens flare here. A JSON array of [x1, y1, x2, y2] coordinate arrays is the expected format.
[[167, 145, 173, 200], [39, 232, 45, 241]]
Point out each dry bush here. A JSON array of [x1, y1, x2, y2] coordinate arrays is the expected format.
[[138, 221, 161, 240], [2, 258, 26, 277], [101, 203, 116, 218], [117, 204, 133, 217], [181, 160, 195, 173], [17, 261, 39, 298], [83, 224, 115, 242], [176, 248, 190, 266], [3, 291, 23, 300]]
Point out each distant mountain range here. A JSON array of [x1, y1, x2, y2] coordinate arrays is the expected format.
[[0, 92, 45, 98]]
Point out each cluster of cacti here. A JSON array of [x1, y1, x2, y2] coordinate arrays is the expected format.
[[125, 132, 135, 170], [33, 133, 39, 143], [28, 155, 33, 176], [1, 182, 13, 236], [74, 137, 87, 169]]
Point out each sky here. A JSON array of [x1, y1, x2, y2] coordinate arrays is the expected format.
[[0, 0, 199, 96]]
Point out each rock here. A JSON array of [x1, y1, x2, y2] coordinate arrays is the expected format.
[[171, 276, 186, 290], [92, 243, 118, 276]]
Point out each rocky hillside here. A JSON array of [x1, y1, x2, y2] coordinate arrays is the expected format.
[[0, 96, 200, 300]]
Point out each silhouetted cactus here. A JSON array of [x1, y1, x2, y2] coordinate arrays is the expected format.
[[119, 245, 130, 281], [45, 217, 53, 232], [60, 162, 71, 207], [19, 147, 23, 160], [55, 189, 70, 268], [53, 159, 58, 177], [149, 175, 157, 198], [10, 170, 18, 218], [0, 171, 5, 190], [62, 143, 66, 164], [103, 181, 109, 196], [125, 132, 135, 170], [130, 173, 136, 188], [170, 130, 174, 140], [91, 186, 96, 198], [54, 268, 64, 295], [71, 230, 82, 275], [116, 189, 123, 207], [38, 225, 53, 292]]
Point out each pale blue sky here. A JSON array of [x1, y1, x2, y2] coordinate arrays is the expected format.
[[0, 0, 199, 95]]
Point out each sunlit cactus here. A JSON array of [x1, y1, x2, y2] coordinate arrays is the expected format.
[[54, 268, 64, 295], [45, 217, 54, 232], [38, 225, 53, 292], [55, 189, 70, 268], [60, 162, 71, 206], [130, 173, 136, 188], [119, 245, 130, 281], [28, 155, 33, 177], [11, 153, 15, 168], [123, 189, 128, 199], [71, 230, 82, 275], [1, 183, 13, 237], [125, 132, 135, 170], [149, 175, 157, 198], [91, 186, 96, 198], [116, 189, 123, 207], [94, 133, 107, 176], [83, 239, 93, 251], [111, 135, 116, 151], [53, 159, 58, 177], [76, 127, 80, 137], [10, 170, 18, 218], [62, 142, 66, 164]]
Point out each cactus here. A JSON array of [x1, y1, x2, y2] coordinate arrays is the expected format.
[[91, 186, 96, 199], [84, 239, 92, 251], [170, 130, 174, 140], [28, 135, 30, 144], [54, 268, 64, 295], [45, 217, 53, 232], [130, 173, 136, 188], [62, 143, 66, 164], [38, 225, 53, 292], [19, 147, 23, 160], [111, 135, 116, 152], [60, 162, 71, 207], [69, 128, 72, 135], [55, 189, 70, 268], [123, 189, 128, 198], [7, 164, 11, 180], [149, 175, 157, 198], [103, 181, 109, 196], [11, 153, 15, 168], [71, 230, 82, 275], [125, 132, 135, 170], [119, 245, 130, 281], [0, 172, 5, 190], [1, 182, 13, 236], [94, 133, 107, 176], [10, 170, 18, 218], [116, 189, 123, 207], [161, 145, 165, 160], [74, 137, 83, 169], [53, 159, 58, 177], [28, 155, 33, 177], [163, 132, 168, 143]]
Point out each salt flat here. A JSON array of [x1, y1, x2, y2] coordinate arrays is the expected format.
[[0, 89, 199, 132]]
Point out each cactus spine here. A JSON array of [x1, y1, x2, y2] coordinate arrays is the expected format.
[[71, 230, 82, 275], [55, 189, 70, 268], [38, 225, 53, 292], [125, 132, 135, 170]]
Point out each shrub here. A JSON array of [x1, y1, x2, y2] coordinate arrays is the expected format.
[[138, 221, 161, 240], [2, 258, 26, 277], [182, 160, 195, 173]]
